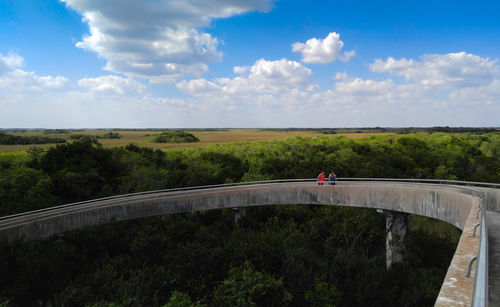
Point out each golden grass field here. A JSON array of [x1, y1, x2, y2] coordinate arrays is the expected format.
[[0, 129, 397, 152]]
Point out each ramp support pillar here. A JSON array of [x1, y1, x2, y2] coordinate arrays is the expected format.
[[378, 209, 408, 269]]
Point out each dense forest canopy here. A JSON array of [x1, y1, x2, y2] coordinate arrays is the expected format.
[[0, 132, 498, 306]]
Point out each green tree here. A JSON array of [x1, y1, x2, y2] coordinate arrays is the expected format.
[[38, 139, 124, 202], [305, 281, 342, 307], [164, 291, 205, 307], [152, 131, 199, 143], [0, 166, 56, 215], [214, 262, 292, 307]]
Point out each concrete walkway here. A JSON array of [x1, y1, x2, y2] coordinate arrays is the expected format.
[[0, 181, 495, 306], [487, 210, 500, 306]]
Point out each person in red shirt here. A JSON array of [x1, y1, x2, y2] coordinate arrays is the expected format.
[[317, 171, 325, 185]]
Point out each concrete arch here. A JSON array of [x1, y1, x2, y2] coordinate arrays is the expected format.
[[0, 180, 496, 306]]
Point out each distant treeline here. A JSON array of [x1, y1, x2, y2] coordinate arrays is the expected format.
[[0, 133, 66, 145], [70, 132, 121, 140], [0, 129, 83, 134], [261, 127, 499, 134], [427, 126, 498, 133], [1, 127, 498, 135], [43, 129, 70, 134]]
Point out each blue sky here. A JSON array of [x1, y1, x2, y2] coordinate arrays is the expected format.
[[1, 0, 499, 128]]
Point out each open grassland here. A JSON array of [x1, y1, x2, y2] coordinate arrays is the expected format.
[[0, 129, 398, 152]]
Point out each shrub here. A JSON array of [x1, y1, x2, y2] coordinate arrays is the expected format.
[[152, 131, 199, 143]]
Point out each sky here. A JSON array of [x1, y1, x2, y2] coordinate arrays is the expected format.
[[0, 0, 499, 128]]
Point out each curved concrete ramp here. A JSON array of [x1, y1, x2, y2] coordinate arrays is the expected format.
[[486, 210, 500, 306], [0, 181, 494, 306]]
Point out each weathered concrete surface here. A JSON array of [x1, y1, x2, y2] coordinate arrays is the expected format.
[[435, 197, 480, 306], [378, 209, 408, 268], [487, 210, 500, 306], [0, 182, 478, 241], [480, 187, 500, 212], [0, 181, 494, 306], [232, 207, 247, 223]]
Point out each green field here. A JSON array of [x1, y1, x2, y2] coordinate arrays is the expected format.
[[0, 129, 398, 152]]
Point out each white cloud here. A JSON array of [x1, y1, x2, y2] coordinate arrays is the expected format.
[[305, 52, 499, 125], [370, 52, 498, 88], [292, 32, 354, 64], [334, 72, 349, 80], [36, 75, 70, 89], [61, 0, 276, 82], [233, 65, 248, 74], [0, 53, 69, 91], [154, 97, 192, 108], [248, 58, 314, 92], [2, 50, 499, 128], [334, 78, 395, 97], [178, 58, 314, 97], [0, 70, 69, 91], [0, 53, 24, 74], [78, 75, 145, 95], [175, 52, 500, 127], [177, 78, 221, 96], [449, 80, 500, 106]]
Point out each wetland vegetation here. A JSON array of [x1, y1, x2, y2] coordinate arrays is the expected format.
[[0, 130, 498, 306]]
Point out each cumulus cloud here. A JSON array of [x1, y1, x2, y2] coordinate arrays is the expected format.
[[370, 52, 498, 88], [450, 80, 500, 106], [0, 53, 69, 91], [177, 58, 314, 98], [328, 53, 499, 108], [154, 97, 192, 108], [334, 78, 395, 97], [3, 50, 499, 128], [78, 75, 146, 95], [61, 0, 276, 81], [0, 53, 24, 74], [292, 32, 354, 64], [233, 65, 249, 74], [0, 70, 69, 91], [175, 51, 500, 126], [247, 58, 314, 92]]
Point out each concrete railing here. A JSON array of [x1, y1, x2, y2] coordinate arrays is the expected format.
[[473, 199, 488, 307], [0, 178, 498, 306]]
